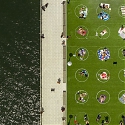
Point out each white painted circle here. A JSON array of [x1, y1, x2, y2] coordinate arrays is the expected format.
[[96, 69, 110, 83], [118, 47, 125, 60], [75, 68, 89, 82], [118, 69, 125, 83], [96, 112, 111, 125], [75, 47, 89, 61], [74, 4, 88, 18], [75, 90, 89, 104], [96, 90, 110, 104]]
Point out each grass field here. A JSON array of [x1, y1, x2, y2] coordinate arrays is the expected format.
[[67, 0, 125, 124]]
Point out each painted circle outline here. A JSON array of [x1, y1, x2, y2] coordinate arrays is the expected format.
[[96, 69, 110, 83], [74, 4, 89, 18], [96, 112, 111, 125], [118, 69, 125, 83], [118, 5, 125, 18], [75, 25, 89, 39], [96, 6, 99, 15], [75, 47, 89, 61], [75, 90, 89, 104], [118, 47, 125, 60], [118, 90, 125, 104], [75, 68, 89, 82], [96, 25, 110, 39], [96, 90, 110, 104], [76, 112, 89, 122]]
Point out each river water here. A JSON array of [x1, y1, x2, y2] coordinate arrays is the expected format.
[[0, 0, 40, 124]]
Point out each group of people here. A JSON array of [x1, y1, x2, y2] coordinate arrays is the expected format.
[[77, 91, 87, 102], [98, 11, 110, 21], [97, 47, 110, 61], [99, 3, 110, 9], [79, 69, 88, 77], [96, 114, 109, 125], [79, 7, 88, 19], [98, 3, 110, 21], [74, 114, 89, 125], [77, 48, 86, 60], [41, 3, 49, 11], [77, 27, 87, 36]]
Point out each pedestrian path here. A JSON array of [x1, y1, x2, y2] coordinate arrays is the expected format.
[[41, 0, 67, 125]]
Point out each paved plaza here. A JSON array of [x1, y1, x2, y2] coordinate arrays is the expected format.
[[41, 0, 67, 125]]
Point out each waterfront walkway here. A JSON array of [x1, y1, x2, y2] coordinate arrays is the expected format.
[[41, 0, 67, 125]]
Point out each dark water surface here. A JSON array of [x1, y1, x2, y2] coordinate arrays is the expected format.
[[0, 0, 40, 124]]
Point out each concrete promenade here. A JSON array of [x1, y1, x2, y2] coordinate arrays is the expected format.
[[41, 0, 67, 125]]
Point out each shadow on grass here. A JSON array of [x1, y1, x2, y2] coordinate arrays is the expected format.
[[67, 115, 73, 125]]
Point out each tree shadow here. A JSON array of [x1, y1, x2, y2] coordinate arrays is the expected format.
[[67, 115, 73, 125], [68, 53, 73, 61]]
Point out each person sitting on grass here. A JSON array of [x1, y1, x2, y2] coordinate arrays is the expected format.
[[100, 29, 107, 36], [101, 120, 104, 125], [104, 116, 109, 123], [99, 3, 110, 9], [78, 92, 87, 102], [96, 114, 101, 121], [98, 11, 109, 21], [119, 120, 124, 125], [122, 115, 125, 124], [79, 7, 88, 19], [78, 48, 86, 60], [122, 49, 125, 56], [78, 97, 85, 102], [84, 114, 88, 121], [98, 95, 106, 103], [86, 120, 89, 125]]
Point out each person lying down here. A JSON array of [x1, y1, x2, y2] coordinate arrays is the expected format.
[[100, 29, 107, 36], [99, 3, 110, 9]]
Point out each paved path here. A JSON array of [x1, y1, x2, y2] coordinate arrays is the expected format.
[[41, 0, 67, 125]]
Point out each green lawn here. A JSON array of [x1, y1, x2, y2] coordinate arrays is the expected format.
[[67, 0, 125, 124]]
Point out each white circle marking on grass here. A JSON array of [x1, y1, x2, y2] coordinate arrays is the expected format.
[[118, 90, 125, 104], [74, 4, 88, 18], [118, 112, 125, 121], [118, 69, 125, 83], [96, 90, 110, 104], [75, 90, 89, 104], [118, 47, 125, 60], [97, 112, 111, 125], [118, 5, 125, 18], [75, 68, 89, 82], [75, 47, 89, 61]]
